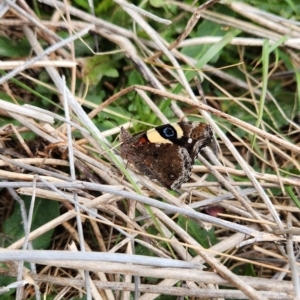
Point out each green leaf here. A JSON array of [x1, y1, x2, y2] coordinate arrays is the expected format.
[[128, 69, 145, 86], [82, 55, 119, 86], [181, 19, 225, 59], [72, 0, 89, 10], [111, 7, 131, 27], [173, 29, 241, 96], [295, 70, 300, 113], [195, 29, 241, 70], [252, 39, 269, 147], [0, 36, 31, 57], [99, 63, 119, 77], [177, 216, 219, 249], [244, 263, 257, 277], [0, 267, 16, 298], [74, 36, 95, 57], [96, 0, 115, 14], [3, 196, 59, 249], [150, 0, 165, 8], [286, 186, 300, 209]]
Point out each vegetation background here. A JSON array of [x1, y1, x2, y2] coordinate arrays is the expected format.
[[0, 0, 299, 299]]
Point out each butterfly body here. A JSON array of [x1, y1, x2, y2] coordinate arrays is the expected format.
[[120, 121, 213, 189]]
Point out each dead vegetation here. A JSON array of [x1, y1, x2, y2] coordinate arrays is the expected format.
[[0, 0, 300, 299]]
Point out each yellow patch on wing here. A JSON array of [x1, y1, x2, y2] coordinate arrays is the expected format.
[[171, 123, 184, 138], [146, 128, 172, 143], [146, 123, 184, 143]]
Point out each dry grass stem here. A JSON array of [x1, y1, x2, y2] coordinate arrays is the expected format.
[[0, 0, 299, 299]]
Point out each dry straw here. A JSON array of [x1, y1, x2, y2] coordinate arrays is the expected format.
[[0, 0, 299, 299]]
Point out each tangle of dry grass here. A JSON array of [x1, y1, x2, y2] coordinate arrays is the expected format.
[[0, 0, 299, 299]]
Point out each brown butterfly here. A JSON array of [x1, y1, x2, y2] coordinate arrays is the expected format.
[[120, 121, 213, 189]]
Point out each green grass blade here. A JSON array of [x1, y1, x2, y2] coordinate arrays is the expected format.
[[285, 186, 300, 209], [252, 39, 269, 147]]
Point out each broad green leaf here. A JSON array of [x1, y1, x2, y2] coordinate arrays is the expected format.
[[177, 216, 219, 249], [150, 0, 165, 8], [181, 19, 225, 59], [172, 29, 241, 97], [3, 196, 59, 249], [0, 267, 16, 298], [244, 263, 257, 277], [0, 36, 31, 57], [73, 0, 89, 9], [96, 0, 115, 14], [82, 55, 119, 86]]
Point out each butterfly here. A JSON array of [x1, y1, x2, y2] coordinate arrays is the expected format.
[[120, 121, 213, 189]]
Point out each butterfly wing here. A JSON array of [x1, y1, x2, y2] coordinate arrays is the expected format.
[[120, 128, 192, 189], [120, 122, 213, 189]]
